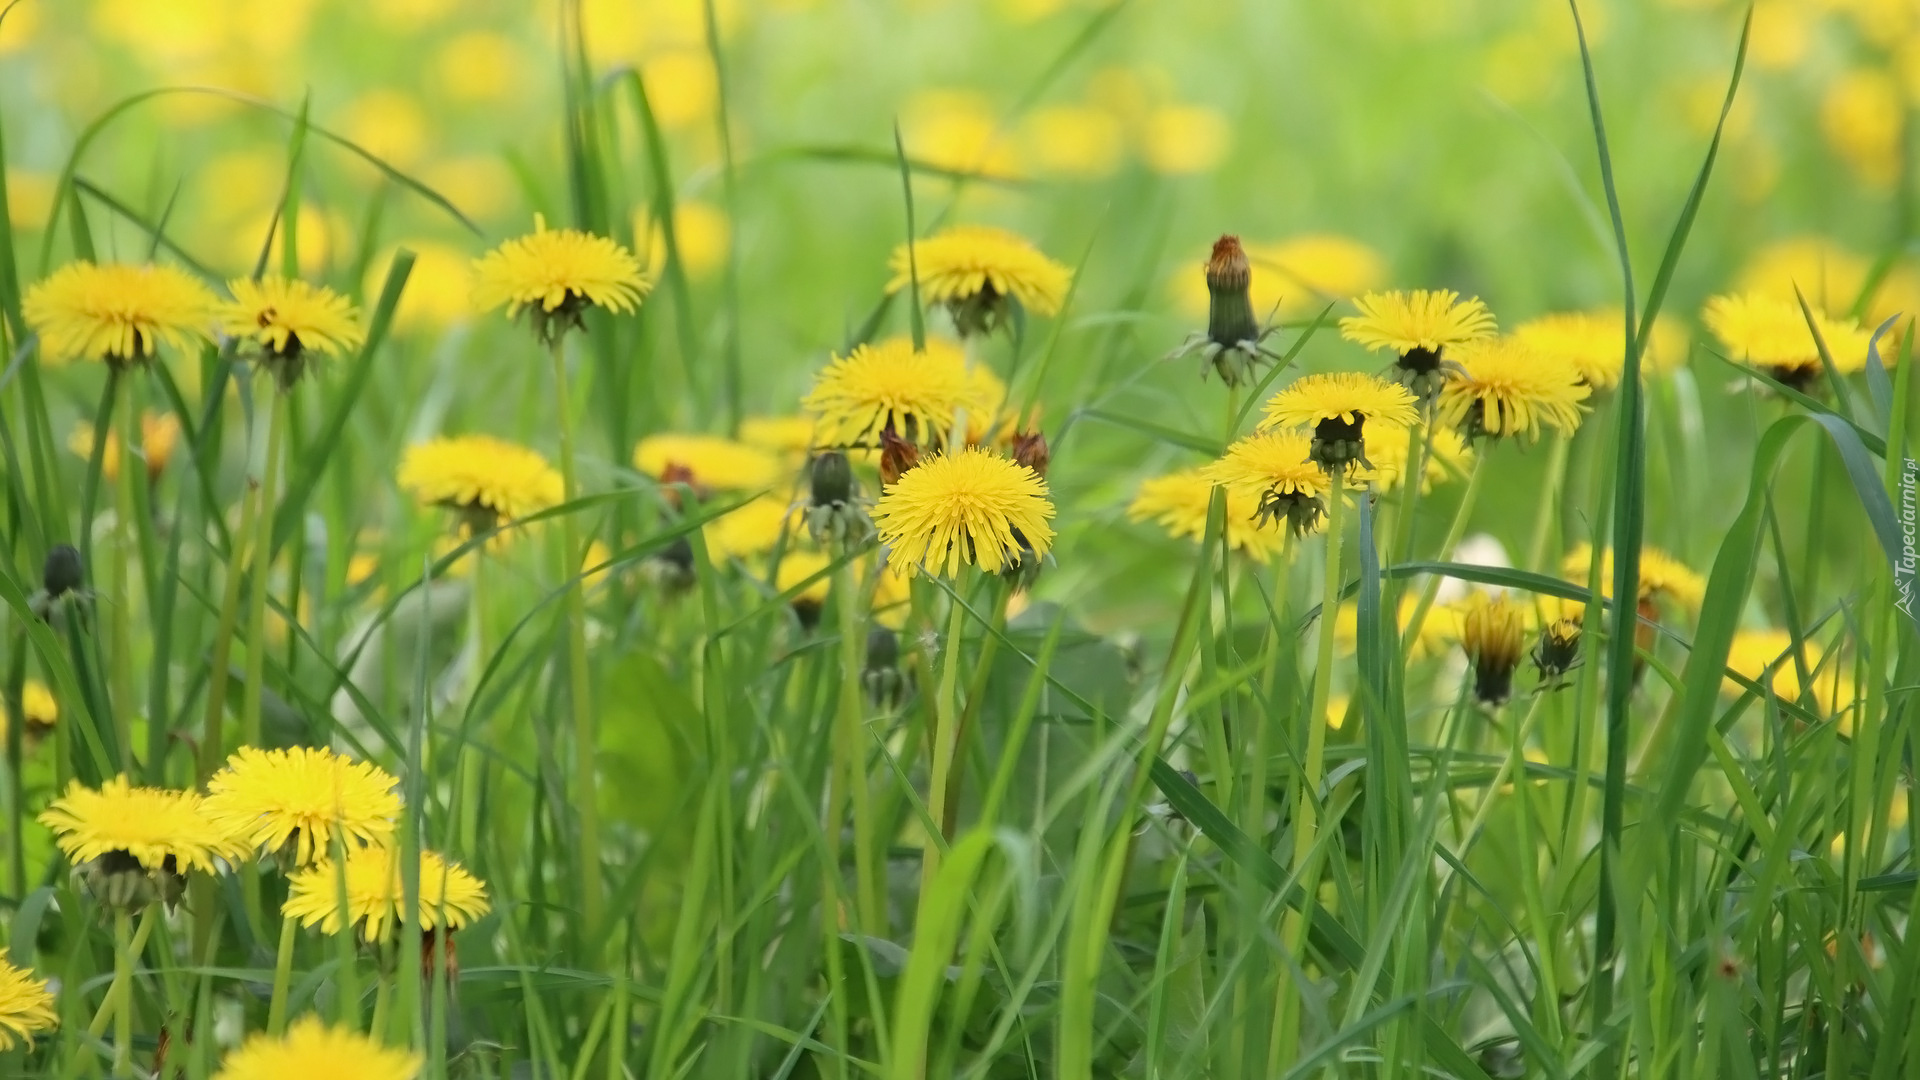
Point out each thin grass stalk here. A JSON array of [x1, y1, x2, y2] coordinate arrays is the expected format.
[[548, 335, 605, 938], [831, 559, 882, 934], [921, 577, 969, 891], [945, 577, 1011, 839], [108, 375, 140, 773], [240, 389, 285, 751], [111, 910, 133, 1077], [1402, 454, 1486, 645], [1277, 469, 1347, 1059], [1525, 432, 1573, 571]]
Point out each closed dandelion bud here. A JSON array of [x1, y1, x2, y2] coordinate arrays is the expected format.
[[644, 535, 698, 594], [1206, 236, 1259, 348], [43, 544, 82, 599], [863, 627, 907, 707], [806, 451, 874, 550], [1011, 430, 1050, 479], [1532, 617, 1583, 684], [879, 429, 920, 489], [1461, 596, 1526, 706]]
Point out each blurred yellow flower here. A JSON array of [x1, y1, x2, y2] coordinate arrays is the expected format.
[[1511, 310, 1689, 389], [337, 89, 431, 168], [0, 950, 57, 1052], [5, 170, 53, 231], [373, 242, 472, 331], [705, 495, 802, 561], [1141, 105, 1230, 175], [1561, 542, 1707, 613], [399, 435, 565, 535], [1735, 236, 1920, 325], [1334, 593, 1460, 659], [1702, 292, 1872, 383], [1363, 422, 1474, 493], [1128, 468, 1284, 562], [422, 157, 520, 222], [0, 2, 38, 53], [639, 200, 733, 278], [369, 0, 455, 28], [739, 416, 816, 457], [634, 433, 784, 491], [1822, 70, 1903, 188], [1748, 0, 1813, 71], [69, 411, 183, 485], [773, 549, 833, 610], [872, 558, 912, 629], [213, 1016, 420, 1080], [20, 680, 57, 731], [1021, 105, 1125, 178], [433, 31, 527, 103], [195, 149, 281, 228], [222, 206, 350, 280], [904, 90, 1020, 178], [25, 261, 217, 366], [1724, 629, 1802, 699], [646, 50, 720, 128]]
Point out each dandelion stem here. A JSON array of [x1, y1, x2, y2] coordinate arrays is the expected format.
[[922, 575, 969, 890], [1452, 690, 1548, 861], [832, 558, 882, 934], [1403, 454, 1486, 646], [549, 336, 605, 939], [112, 909, 134, 1077], [265, 907, 299, 1035], [241, 389, 286, 751], [1524, 432, 1573, 572], [369, 974, 393, 1044], [109, 374, 139, 774]]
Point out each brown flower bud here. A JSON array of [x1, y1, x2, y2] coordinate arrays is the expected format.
[[1011, 429, 1050, 479], [879, 429, 920, 488], [1206, 235, 1259, 347]]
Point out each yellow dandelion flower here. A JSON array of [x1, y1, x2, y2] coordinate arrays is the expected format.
[[874, 447, 1055, 577], [472, 213, 650, 343], [1334, 593, 1461, 659], [203, 746, 402, 867], [284, 844, 490, 941], [69, 410, 182, 485], [218, 277, 365, 389], [398, 435, 564, 535], [24, 261, 216, 366], [1512, 310, 1689, 389], [773, 549, 833, 618], [1437, 337, 1590, 442], [1561, 543, 1707, 613], [1822, 69, 1903, 188], [21, 679, 58, 732], [1200, 431, 1331, 536], [1703, 292, 1873, 386], [1258, 372, 1419, 474], [802, 336, 972, 447], [1736, 236, 1875, 319], [1340, 289, 1497, 399], [1532, 615, 1583, 681], [38, 776, 235, 907], [1724, 628, 1804, 699], [1127, 468, 1285, 562], [213, 1014, 420, 1080], [1020, 104, 1124, 179], [1363, 422, 1474, 493], [0, 951, 57, 1052], [739, 415, 816, 457], [888, 225, 1072, 336], [705, 494, 803, 561], [634, 433, 784, 492]]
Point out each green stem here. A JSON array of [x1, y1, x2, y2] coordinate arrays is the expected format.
[[921, 577, 969, 892], [1524, 433, 1573, 572], [112, 910, 134, 1076], [109, 379, 138, 774], [369, 975, 393, 1043], [1453, 691, 1548, 859], [945, 579, 1010, 839], [550, 336, 605, 938], [832, 559, 882, 935], [266, 908, 298, 1035], [1402, 455, 1486, 647], [241, 390, 285, 751]]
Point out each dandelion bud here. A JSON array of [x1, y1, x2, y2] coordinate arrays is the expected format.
[[43, 544, 83, 599], [643, 535, 698, 594], [1461, 595, 1526, 706], [1532, 617, 1582, 684], [1206, 235, 1259, 348], [879, 429, 920, 489], [806, 451, 874, 550], [1011, 430, 1050, 479], [863, 627, 907, 707], [809, 450, 855, 506]]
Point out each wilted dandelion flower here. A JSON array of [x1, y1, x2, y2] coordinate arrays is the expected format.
[[213, 1015, 421, 1080], [803, 336, 973, 448], [874, 447, 1055, 577], [888, 225, 1072, 337], [1702, 292, 1872, 389], [1341, 290, 1496, 401], [398, 435, 564, 537], [1128, 468, 1283, 562], [203, 746, 402, 867], [24, 261, 216, 366], [1461, 594, 1527, 705], [284, 845, 490, 941], [472, 214, 649, 344], [1561, 542, 1707, 613], [1259, 372, 1418, 474], [1362, 422, 1474, 493], [68, 411, 182, 485], [1512, 310, 1689, 389], [0, 951, 57, 1051], [218, 277, 366, 390], [1533, 617, 1583, 684], [38, 776, 235, 910], [1168, 236, 1284, 387], [634, 433, 783, 492], [1200, 431, 1331, 537], [1437, 337, 1590, 442]]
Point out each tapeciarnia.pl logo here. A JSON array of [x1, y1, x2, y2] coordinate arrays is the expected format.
[[1900, 458, 1918, 617]]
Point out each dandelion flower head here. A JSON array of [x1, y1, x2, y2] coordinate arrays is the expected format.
[[1128, 468, 1284, 562], [888, 225, 1072, 335], [398, 435, 564, 533], [25, 261, 217, 366], [0, 951, 57, 1052], [634, 433, 784, 492], [1702, 292, 1872, 381], [1437, 337, 1591, 442], [472, 214, 649, 342], [212, 1015, 421, 1080], [803, 336, 975, 448], [1341, 289, 1496, 357], [203, 746, 402, 866], [219, 277, 366, 362], [873, 446, 1055, 577], [284, 845, 491, 941], [37, 775, 234, 874], [1561, 542, 1708, 613], [1512, 310, 1689, 389]]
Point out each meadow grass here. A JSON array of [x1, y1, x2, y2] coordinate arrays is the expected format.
[[3, 0, 1919, 1077]]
